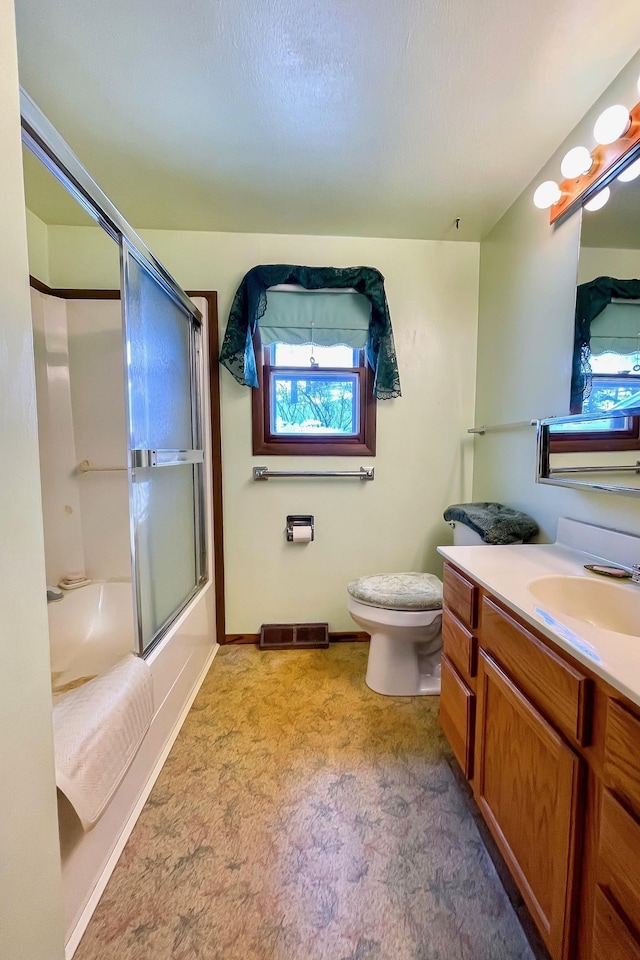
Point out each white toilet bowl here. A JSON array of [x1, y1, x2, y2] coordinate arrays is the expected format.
[[347, 573, 443, 697]]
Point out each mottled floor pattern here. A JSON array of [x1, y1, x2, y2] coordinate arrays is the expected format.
[[75, 643, 536, 960]]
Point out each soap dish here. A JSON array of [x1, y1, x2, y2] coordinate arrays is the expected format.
[[58, 577, 92, 590]]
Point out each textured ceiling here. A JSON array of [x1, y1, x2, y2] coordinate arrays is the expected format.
[[14, 0, 640, 240]]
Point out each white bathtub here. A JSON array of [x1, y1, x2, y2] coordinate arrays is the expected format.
[[49, 581, 135, 691], [53, 577, 217, 958]]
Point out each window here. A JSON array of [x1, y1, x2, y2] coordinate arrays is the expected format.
[[551, 352, 640, 452], [252, 337, 376, 456]]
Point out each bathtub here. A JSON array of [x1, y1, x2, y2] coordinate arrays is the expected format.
[[49, 581, 135, 693], [53, 576, 217, 958]]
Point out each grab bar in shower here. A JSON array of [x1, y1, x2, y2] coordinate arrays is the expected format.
[[78, 459, 126, 473], [253, 466, 374, 481]]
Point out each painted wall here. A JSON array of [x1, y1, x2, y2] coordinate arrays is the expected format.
[[44, 226, 480, 632], [0, 1, 65, 956], [473, 50, 640, 542], [26, 207, 50, 284], [578, 245, 640, 283]]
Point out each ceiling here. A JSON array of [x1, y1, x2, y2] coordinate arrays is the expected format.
[[14, 0, 640, 240]]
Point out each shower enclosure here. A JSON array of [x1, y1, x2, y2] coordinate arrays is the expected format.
[[23, 91, 209, 656], [21, 89, 220, 951]]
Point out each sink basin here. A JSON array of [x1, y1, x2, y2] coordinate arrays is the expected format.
[[528, 574, 640, 637]]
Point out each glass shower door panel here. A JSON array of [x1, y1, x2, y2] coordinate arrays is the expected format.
[[126, 256, 192, 451], [123, 247, 203, 652], [133, 465, 197, 643]]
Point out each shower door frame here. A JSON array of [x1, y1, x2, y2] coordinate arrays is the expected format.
[[121, 241, 208, 654], [20, 88, 225, 653]]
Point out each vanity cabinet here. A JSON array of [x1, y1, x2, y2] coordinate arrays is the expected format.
[[439, 561, 640, 960], [475, 651, 581, 960], [440, 568, 478, 778]]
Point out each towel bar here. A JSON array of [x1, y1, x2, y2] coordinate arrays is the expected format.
[[253, 466, 374, 481], [467, 420, 538, 435], [549, 463, 640, 475]]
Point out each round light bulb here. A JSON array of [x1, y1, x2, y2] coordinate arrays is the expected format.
[[593, 105, 631, 145], [560, 146, 593, 179], [533, 180, 562, 209], [617, 157, 640, 183], [584, 187, 610, 212]]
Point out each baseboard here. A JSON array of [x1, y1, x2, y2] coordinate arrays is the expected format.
[[330, 631, 369, 642], [65, 642, 219, 959], [224, 631, 369, 644]]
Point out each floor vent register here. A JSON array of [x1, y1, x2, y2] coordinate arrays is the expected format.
[[259, 622, 329, 650]]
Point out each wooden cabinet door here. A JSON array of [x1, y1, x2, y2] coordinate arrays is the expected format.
[[475, 652, 582, 960]]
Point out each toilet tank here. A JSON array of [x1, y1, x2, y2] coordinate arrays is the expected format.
[[450, 521, 523, 546], [450, 521, 485, 546]]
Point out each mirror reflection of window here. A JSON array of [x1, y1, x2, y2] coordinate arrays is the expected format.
[[557, 149, 640, 450]]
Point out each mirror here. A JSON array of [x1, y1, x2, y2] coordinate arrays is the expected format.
[[548, 136, 640, 496], [565, 143, 640, 449], [537, 408, 640, 494]]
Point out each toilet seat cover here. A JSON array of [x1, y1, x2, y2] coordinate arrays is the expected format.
[[347, 572, 443, 611]]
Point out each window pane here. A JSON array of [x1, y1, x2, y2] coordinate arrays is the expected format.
[[270, 371, 359, 435], [273, 342, 357, 368], [553, 375, 640, 433]]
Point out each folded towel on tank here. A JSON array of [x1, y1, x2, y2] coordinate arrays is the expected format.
[[53, 653, 154, 831], [443, 502, 538, 545]]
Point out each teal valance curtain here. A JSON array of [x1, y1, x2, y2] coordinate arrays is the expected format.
[[589, 301, 640, 355], [219, 265, 401, 399], [259, 290, 371, 347], [571, 276, 640, 411]]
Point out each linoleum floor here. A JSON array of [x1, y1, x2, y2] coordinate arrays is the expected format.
[[75, 643, 536, 960]]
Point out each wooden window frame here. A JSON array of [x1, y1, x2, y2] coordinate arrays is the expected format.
[[251, 337, 376, 456], [549, 417, 640, 453]]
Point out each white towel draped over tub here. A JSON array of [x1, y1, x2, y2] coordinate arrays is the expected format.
[[53, 654, 154, 831]]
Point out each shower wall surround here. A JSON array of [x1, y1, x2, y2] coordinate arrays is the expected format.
[[32, 289, 130, 586]]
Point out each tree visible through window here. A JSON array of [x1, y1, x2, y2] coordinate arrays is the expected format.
[[270, 343, 358, 437], [551, 352, 640, 451], [252, 340, 376, 456]]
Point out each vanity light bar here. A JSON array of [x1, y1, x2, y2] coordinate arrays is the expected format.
[[532, 78, 640, 224]]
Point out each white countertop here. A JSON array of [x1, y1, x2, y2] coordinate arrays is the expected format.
[[438, 540, 640, 709]]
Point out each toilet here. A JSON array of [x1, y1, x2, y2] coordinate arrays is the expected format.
[[347, 572, 444, 696], [348, 523, 491, 697]]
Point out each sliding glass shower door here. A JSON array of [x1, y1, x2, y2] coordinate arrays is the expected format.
[[121, 243, 207, 654]]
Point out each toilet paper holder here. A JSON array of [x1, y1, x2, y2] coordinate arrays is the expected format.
[[286, 515, 314, 542]]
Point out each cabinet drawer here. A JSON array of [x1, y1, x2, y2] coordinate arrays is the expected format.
[[443, 609, 477, 681], [439, 655, 475, 778], [604, 699, 640, 819], [597, 789, 640, 928], [481, 597, 592, 746], [592, 886, 640, 960], [443, 565, 478, 630]]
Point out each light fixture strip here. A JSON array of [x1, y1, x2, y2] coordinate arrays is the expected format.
[[549, 99, 640, 224]]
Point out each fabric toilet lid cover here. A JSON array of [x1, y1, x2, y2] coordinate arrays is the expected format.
[[347, 572, 443, 611]]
